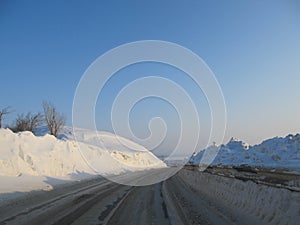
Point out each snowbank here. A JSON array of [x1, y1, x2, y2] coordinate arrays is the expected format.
[[0, 128, 165, 177], [0, 128, 166, 195], [190, 134, 300, 170], [180, 169, 300, 225]]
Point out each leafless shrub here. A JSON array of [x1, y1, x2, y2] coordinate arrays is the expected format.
[[11, 112, 44, 133]]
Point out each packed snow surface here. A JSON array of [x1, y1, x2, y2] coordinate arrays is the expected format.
[[0, 127, 166, 196], [190, 134, 300, 170]]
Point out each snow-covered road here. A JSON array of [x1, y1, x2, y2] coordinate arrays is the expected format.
[[0, 168, 299, 225]]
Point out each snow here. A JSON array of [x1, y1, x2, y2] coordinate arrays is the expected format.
[[190, 133, 300, 170], [180, 169, 300, 225], [0, 127, 166, 197]]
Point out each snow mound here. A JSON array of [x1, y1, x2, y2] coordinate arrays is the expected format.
[[0, 128, 166, 177], [227, 137, 250, 150], [180, 169, 300, 225], [190, 134, 300, 170]]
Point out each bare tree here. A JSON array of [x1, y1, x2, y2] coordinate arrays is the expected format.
[[28, 112, 44, 132], [0, 107, 13, 128], [11, 112, 44, 133], [43, 101, 65, 137]]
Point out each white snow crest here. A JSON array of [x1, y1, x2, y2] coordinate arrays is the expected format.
[[0, 128, 166, 178], [190, 134, 300, 170]]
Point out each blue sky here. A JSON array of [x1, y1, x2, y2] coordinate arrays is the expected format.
[[0, 1, 299, 154]]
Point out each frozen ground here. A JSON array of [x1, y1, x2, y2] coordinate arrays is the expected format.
[[0, 127, 166, 199]]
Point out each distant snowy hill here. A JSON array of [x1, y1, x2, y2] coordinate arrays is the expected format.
[[190, 134, 300, 170], [0, 127, 166, 177]]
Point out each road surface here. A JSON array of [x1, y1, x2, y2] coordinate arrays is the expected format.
[[0, 168, 234, 225], [1, 167, 299, 225]]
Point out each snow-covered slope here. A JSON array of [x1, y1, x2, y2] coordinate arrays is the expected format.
[[180, 169, 300, 225], [190, 134, 300, 170], [0, 127, 166, 178]]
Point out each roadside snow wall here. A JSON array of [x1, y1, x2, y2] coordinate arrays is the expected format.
[[179, 169, 300, 225]]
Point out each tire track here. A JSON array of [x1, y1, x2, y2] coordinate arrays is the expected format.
[[0, 179, 118, 225]]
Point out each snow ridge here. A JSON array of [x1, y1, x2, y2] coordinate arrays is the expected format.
[[0, 127, 166, 177], [190, 134, 300, 170]]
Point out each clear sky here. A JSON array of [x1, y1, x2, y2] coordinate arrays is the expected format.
[[0, 1, 299, 155]]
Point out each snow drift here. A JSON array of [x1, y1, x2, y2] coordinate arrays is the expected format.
[[0, 128, 166, 178], [190, 134, 300, 170], [180, 169, 300, 225]]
